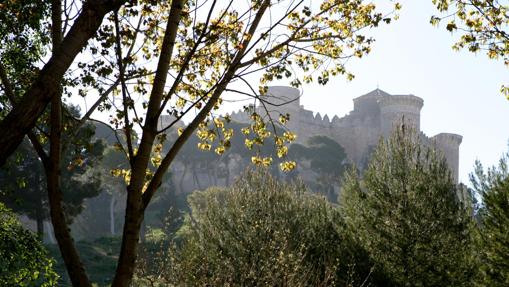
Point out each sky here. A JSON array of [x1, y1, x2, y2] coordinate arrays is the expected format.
[[254, 0, 509, 184]]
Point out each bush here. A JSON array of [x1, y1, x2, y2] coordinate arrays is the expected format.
[[150, 170, 378, 286], [0, 203, 58, 286]]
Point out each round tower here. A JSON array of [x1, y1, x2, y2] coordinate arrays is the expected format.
[[378, 94, 424, 136], [353, 88, 389, 116], [432, 133, 463, 183]]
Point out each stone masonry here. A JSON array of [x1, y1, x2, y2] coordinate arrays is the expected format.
[[230, 86, 462, 182]]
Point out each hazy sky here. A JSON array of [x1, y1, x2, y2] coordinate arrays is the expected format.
[[261, 0, 509, 184]]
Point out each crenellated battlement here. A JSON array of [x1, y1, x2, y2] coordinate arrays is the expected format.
[[378, 94, 424, 109]]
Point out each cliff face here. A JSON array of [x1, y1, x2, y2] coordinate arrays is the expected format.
[[231, 87, 462, 182]]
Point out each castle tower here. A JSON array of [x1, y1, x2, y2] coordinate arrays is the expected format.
[[353, 88, 389, 116], [432, 133, 463, 183], [378, 94, 424, 136]]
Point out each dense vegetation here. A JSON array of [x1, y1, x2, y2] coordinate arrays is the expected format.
[[471, 153, 509, 286], [341, 127, 478, 286], [131, 128, 504, 286], [3, 127, 509, 286], [156, 170, 375, 286], [0, 203, 58, 286]]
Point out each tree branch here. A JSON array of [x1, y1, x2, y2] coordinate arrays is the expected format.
[[0, 0, 128, 166], [142, 0, 272, 208]]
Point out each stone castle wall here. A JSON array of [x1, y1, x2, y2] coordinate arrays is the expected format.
[[231, 86, 462, 182]]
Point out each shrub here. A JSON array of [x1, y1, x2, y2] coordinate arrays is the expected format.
[[0, 202, 58, 286], [154, 170, 378, 286]]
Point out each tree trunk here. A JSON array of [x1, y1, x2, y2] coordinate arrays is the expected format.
[[225, 159, 230, 186], [46, 50, 92, 285], [111, 2, 185, 284], [192, 167, 203, 190], [111, 187, 144, 287], [44, 221, 57, 244], [210, 162, 218, 185], [179, 162, 188, 193], [140, 219, 146, 243], [46, 83, 92, 287], [110, 194, 116, 235], [35, 173, 45, 240], [36, 208, 44, 241], [42, 2, 94, 286]]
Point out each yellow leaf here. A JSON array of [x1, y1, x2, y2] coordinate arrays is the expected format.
[[279, 161, 297, 172], [215, 146, 225, 155]]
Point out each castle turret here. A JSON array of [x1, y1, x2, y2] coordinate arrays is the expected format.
[[353, 88, 388, 116], [378, 94, 423, 136], [432, 133, 462, 183]]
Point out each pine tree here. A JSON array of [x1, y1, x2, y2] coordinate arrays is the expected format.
[[341, 126, 477, 286], [470, 153, 509, 286]]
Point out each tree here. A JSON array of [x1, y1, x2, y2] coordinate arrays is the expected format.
[[470, 151, 509, 286], [1, 1, 399, 285], [0, 2, 126, 284], [431, 0, 509, 98], [0, 202, 58, 286], [0, 120, 104, 238], [289, 135, 350, 201], [96, 146, 129, 236], [341, 126, 477, 286], [0, 140, 47, 238], [0, 0, 128, 164]]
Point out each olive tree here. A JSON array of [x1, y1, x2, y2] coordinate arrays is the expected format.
[[151, 170, 376, 286]]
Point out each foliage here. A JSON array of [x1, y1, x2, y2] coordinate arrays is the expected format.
[[290, 135, 350, 200], [431, 0, 509, 99], [0, 140, 46, 229], [341, 126, 478, 286], [157, 170, 377, 286], [0, 0, 49, 114], [0, 202, 58, 286], [0, 121, 105, 236], [470, 151, 509, 286]]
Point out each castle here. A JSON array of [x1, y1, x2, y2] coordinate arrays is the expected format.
[[230, 86, 462, 182]]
